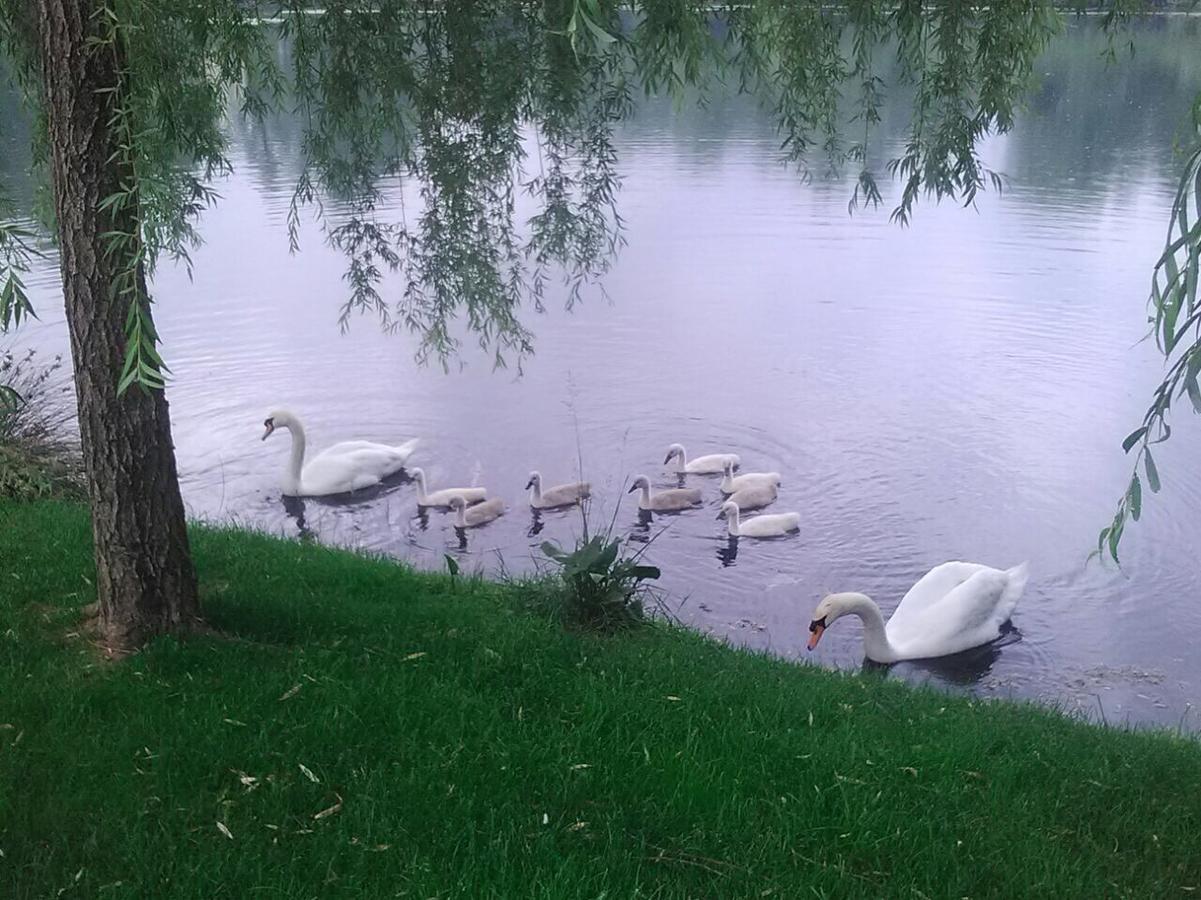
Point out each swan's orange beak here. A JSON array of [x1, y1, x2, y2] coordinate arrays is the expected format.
[[807, 617, 826, 651]]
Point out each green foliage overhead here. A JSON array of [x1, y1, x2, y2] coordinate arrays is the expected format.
[[0, 0, 1064, 377], [1101, 107, 1201, 562]]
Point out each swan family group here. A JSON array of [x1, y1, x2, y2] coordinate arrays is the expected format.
[[262, 409, 1030, 664]]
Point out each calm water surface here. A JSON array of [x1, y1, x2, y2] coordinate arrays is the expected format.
[[7, 20, 1201, 727]]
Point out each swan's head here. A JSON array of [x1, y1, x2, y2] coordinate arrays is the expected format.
[[807, 592, 872, 651], [447, 496, 467, 511], [717, 500, 739, 520], [663, 444, 685, 465], [722, 459, 736, 475], [261, 409, 294, 441], [525, 471, 542, 490], [408, 466, 425, 484], [627, 475, 651, 493]]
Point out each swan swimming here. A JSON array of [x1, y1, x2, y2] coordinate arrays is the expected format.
[[261, 409, 418, 497], [720, 459, 781, 495], [725, 478, 779, 512], [718, 500, 799, 538], [409, 467, 487, 509], [628, 474, 703, 512], [664, 443, 740, 475], [449, 495, 505, 528], [807, 561, 1030, 663], [526, 472, 590, 509]]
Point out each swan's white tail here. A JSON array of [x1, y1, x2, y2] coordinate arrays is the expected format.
[[999, 562, 1029, 620], [394, 438, 420, 460]]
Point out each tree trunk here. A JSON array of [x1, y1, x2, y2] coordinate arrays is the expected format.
[[36, 0, 199, 650]]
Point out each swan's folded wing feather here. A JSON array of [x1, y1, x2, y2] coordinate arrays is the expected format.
[[302, 445, 411, 494], [348, 471, 383, 492], [318, 440, 395, 456], [888, 568, 1010, 658], [887, 562, 992, 632]]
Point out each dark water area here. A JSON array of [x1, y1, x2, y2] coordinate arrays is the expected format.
[[6, 18, 1201, 728]]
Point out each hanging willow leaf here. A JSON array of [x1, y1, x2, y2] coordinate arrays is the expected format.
[[1145, 448, 1161, 494], [1105, 134, 1201, 561], [1121, 426, 1147, 453]]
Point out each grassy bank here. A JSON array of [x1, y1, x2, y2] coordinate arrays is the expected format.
[[2, 501, 1200, 898]]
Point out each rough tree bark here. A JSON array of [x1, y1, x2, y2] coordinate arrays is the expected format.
[[36, 0, 199, 650]]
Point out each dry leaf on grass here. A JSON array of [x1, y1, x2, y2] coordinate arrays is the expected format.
[[313, 793, 344, 820], [299, 764, 319, 783]]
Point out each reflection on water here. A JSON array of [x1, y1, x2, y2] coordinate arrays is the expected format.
[[883, 624, 1021, 688], [6, 19, 1201, 729]]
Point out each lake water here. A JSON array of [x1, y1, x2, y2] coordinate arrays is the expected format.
[[6, 18, 1201, 728]]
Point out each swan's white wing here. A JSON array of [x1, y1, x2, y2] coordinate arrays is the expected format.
[[685, 453, 740, 474], [886, 562, 995, 633], [348, 471, 384, 492], [302, 444, 411, 494], [319, 440, 395, 456], [887, 567, 1014, 659], [739, 512, 800, 537], [318, 439, 417, 464]]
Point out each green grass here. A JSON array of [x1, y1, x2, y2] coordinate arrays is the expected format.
[[2, 501, 1200, 898]]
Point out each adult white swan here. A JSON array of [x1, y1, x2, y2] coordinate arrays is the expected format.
[[718, 501, 799, 538], [262, 409, 418, 497], [664, 443, 740, 475], [628, 475, 703, 512], [806, 561, 1029, 663], [526, 472, 590, 509]]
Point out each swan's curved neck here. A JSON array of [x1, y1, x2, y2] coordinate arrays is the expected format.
[[639, 483, 652, 506], [725, 508, 740, 536], [841, 594, 898, 663], [720, 469, 735, 492], [282, 418, 306, 492], [453, 505, 467, 528], [670, 450, 685, 473], [528, 481, 542, 503], [414, 471, 429, 504]]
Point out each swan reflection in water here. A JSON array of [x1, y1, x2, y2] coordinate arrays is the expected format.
[[410, 506, 431, 533], [282, 495, 315, 542], [716, 535, 739, 567]]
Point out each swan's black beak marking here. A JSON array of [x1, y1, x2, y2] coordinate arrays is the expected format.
[[663, 452, 673, 464], [807, 616, 827, 652], [525, 478, 535, 490], [627, 483, 638, 494], [261, 418, 275, 441]]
